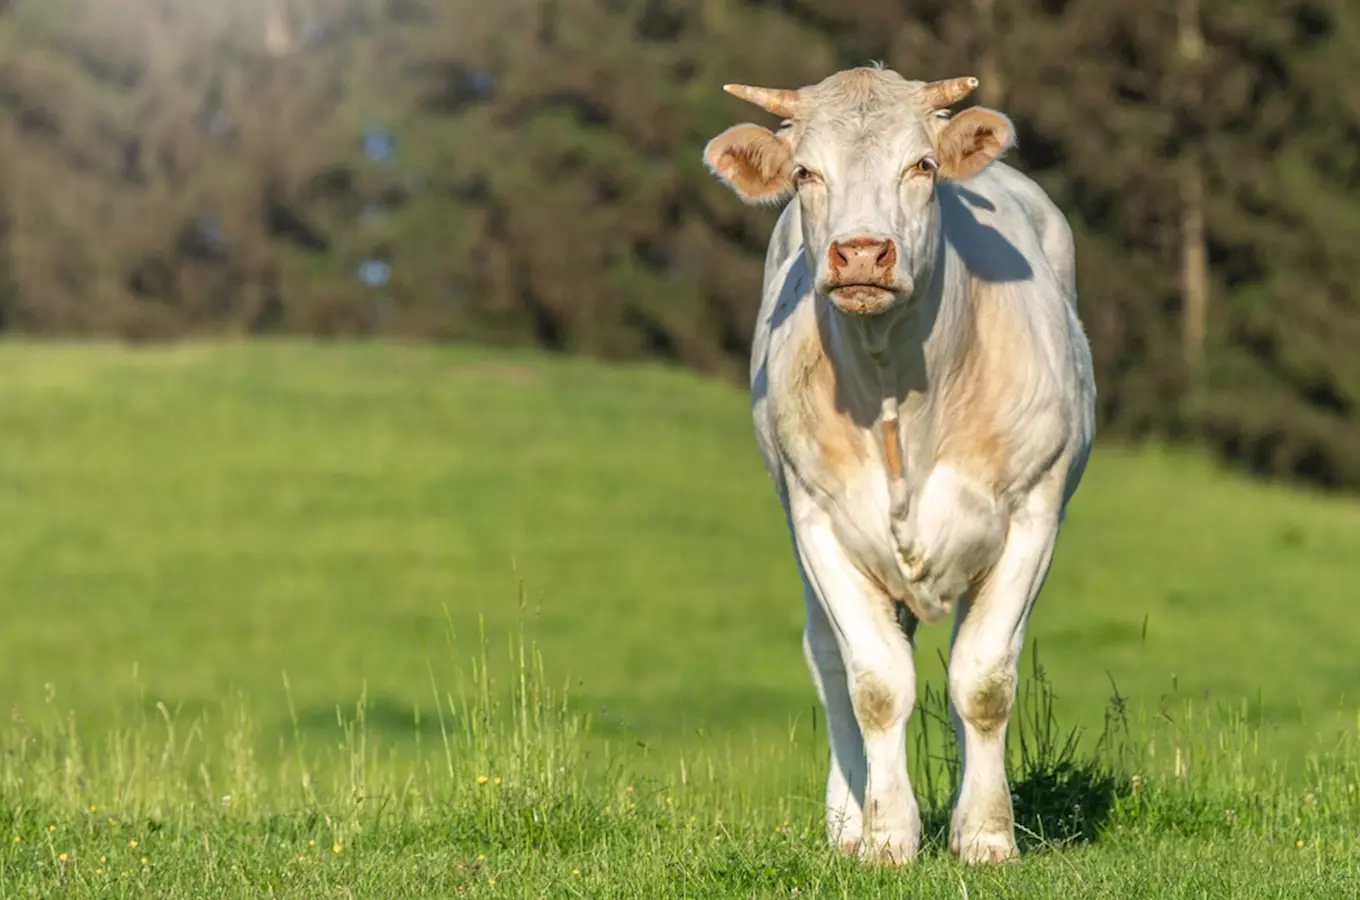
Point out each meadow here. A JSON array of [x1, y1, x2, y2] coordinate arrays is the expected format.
[[1, 339, 1359, 896]]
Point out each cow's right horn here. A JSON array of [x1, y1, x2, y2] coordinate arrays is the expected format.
[[722, 84, 800, 119], [921, 76, 979, 109]]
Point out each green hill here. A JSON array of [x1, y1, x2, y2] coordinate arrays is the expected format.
[[0, 339, 1356, 769]]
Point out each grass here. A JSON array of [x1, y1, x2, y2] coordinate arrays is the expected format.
[[0, 338, 1359, 895], [3, 616, 1360, 897], [0, 339, 1357, 762]]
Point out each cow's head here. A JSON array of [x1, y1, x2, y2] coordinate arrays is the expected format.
[[703, 66, 1015, 316]]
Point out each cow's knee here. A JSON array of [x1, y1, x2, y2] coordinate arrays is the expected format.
[[950, 659, 1016, 735], [851, 669, 913, 735]]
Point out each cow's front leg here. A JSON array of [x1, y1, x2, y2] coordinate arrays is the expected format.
[[795, 516, 920, 865], [948, 504, 1060, 864]]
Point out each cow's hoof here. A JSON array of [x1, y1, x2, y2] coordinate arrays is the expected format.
[[856, 830, 920, 867], [954, 832, 1018, 865]]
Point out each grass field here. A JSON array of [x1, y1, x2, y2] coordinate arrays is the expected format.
[[2, 339, 1359, 896]]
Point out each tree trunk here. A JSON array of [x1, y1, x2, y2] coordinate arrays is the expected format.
[[1178, 0, 1208, 373]]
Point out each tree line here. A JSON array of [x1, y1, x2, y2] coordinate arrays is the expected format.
[[0, 0, 1355, 490]]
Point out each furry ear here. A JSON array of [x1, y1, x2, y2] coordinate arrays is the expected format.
[[702, 123, 796, 205], [934, 107, 1015, 181]]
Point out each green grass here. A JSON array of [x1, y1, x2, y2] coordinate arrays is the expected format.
[[0, 338, 1357, 758], [3, 619, 1359, 897], [1, 338, 1359, 895]]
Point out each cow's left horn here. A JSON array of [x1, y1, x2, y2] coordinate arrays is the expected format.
[[921, 76, 979, 109], [722, 84, 800, 118]]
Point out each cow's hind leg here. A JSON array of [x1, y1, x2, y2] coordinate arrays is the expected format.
[[947, 506, 1059, 864], [801, 586, 866, 853], [796, 518, 920, 865]]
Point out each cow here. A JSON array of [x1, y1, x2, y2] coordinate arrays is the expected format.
[[700, 64, 1096, 865]]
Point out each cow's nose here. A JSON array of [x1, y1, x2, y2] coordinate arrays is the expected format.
[[827, 236, 897, 284]]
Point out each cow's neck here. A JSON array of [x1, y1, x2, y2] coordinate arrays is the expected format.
[[822, 240, 970, 513], [862, 326, 911, 522]]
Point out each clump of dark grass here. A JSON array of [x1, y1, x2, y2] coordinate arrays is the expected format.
[[906, 641, 1129, 855]]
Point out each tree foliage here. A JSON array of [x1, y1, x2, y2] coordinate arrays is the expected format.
[[0, 0, 1356, 489]]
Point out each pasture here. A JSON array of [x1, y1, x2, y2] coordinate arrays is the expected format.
[[1, 339, 1359, 896]]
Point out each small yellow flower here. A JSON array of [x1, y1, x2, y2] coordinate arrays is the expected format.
[[88, 805, 97, 813], [1297, 840, 1305, 848], [477, 775, 489, 785], [488, 879, 496, 886], [665, 796, 674, 805], [308, 839, 315, 847], [494, 777, 502, 785], [476, 853, 486, 862], [121, 871, 128, 878], [141, 857, 148, 865], [625, 785, 633, 793], [129, 839, 138, 849], [96, 868, 104, 875], [58, 852, 68, 862], [572, 868, 580, 875], [100, 856, 107, 864], [47, 825, 55, 833], [332, 844, 341, 854], [12, 835, 18, 843], [603, 806, 611, 814]]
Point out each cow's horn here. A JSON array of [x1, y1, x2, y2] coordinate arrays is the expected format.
[[921, 76, 979, 109], [722, 84, 800, 118]]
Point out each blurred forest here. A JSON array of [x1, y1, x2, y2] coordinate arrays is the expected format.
[[0, 0, 1356, 490]]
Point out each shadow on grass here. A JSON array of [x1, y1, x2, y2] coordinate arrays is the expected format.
[[287, 693, 450, 741], [909, 642, 1131, 855]]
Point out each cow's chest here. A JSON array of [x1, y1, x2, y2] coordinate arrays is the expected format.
[[765, 341, 920, 600]]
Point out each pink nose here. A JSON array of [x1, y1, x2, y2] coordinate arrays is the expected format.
[[827, 237, 897, 286]]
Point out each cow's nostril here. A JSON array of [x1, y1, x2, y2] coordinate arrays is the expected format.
[[829, 241, 849, 268], [876, 242, 895, 267]]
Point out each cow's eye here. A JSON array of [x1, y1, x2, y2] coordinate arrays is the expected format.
[[792, 165, 820, 186], [907, 156, 938, 178]]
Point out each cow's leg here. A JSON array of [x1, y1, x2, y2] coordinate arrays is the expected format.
[[947, 507, 1059, 864], [795, 518, 920, 865], [801, 586, 866, 852]]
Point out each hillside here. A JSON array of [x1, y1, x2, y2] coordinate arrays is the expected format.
[[0, 340, 1356, 767]]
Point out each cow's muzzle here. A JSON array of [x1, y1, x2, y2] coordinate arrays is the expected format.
[[821, 236, 909, 314]]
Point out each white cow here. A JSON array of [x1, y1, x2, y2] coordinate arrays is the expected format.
[[701, 65, 1095, 865]]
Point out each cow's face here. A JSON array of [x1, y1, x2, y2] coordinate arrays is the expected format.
[[703, 67, 1014, 316]]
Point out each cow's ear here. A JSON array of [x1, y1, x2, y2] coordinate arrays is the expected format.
[[702, 124, 795, 205], [934, 107, 1015, 181]]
